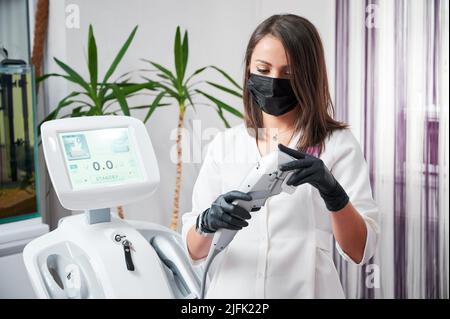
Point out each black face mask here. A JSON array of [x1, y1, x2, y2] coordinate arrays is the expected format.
[[247, 73, 298, 116]]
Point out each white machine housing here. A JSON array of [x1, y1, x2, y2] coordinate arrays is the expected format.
[[24, 116, 200, 299]]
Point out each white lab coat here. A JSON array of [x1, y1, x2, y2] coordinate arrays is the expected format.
[[182, 124, 379, 298]]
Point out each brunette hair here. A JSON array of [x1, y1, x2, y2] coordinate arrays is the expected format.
[[243, 14, 348, 154]]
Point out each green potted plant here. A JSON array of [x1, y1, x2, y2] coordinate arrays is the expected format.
[[38, 25, 162, 124], [142, 26, 244, 230]]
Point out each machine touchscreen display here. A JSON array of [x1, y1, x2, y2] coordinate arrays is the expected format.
[[59, 128, 144, 190]]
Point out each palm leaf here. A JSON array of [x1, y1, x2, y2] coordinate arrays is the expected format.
[[70, 105, 93, 117], [87, 25, 98, 94], [36, 73, 67, 83], [184, 87, 196, 112], [111, 85, 130, 115], [184, 66, 207, 86], [210, 65, 242, 90], [54, 58, 91, 93], [144, 91, 166, 123], [216, 108, 231, 128], [195, 89, 243, 118], [181, 30, 189, 79], [102, 25, 138, 85], [103, 82, 157, 102], [206, 81, 242, 98], [140, 77, 178, 98], [143, 60, 176, 81], [174, 26, 184, 86], [130, 103, 169, 110]]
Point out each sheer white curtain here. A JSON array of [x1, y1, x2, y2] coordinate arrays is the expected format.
[[334, 0, 448, 299]]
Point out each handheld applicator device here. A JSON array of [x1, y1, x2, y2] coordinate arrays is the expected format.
[[200, 149, 297, 298]]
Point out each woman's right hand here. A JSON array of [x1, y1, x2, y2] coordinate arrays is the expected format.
[[197, 190, 253, 233]]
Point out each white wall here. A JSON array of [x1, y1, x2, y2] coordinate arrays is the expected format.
[[0, 253, 36, 298], [41, 0, 335, 230]]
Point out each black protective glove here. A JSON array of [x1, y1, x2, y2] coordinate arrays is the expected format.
[[278, 144, 349, 212], [197, 191, 253, 233]]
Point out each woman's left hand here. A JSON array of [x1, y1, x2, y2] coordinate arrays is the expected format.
[[278, 144, 349, 212]]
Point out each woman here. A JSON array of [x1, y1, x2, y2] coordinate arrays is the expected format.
[[182, 14, 379, 298]]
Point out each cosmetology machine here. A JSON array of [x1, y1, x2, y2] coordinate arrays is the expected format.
[[23, 116, 201, 299]]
